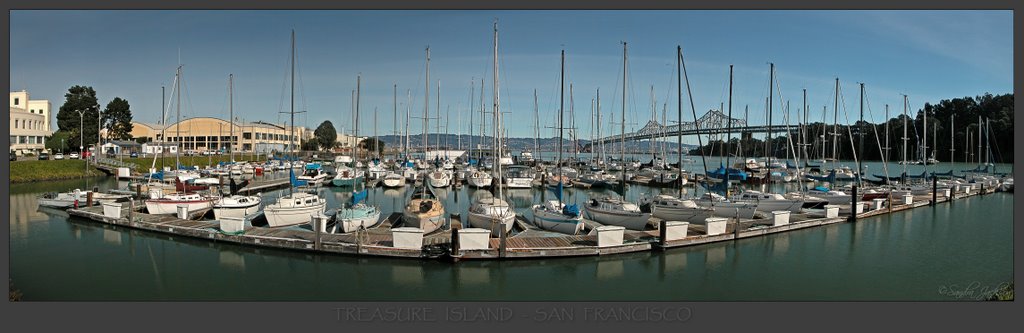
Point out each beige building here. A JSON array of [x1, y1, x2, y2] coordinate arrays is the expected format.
[[130, 117, 311, 154], [9, 90, 52, 155]]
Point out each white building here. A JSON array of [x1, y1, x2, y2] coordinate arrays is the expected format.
[[9, 90, 52, 155]]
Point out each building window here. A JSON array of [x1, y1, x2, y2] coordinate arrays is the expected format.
[[13, 98, 19, 105], [14, 119, 18, 128], [19, 136, 26, 144], [10, 136, 15, 143], [243, 132, 252, 140]]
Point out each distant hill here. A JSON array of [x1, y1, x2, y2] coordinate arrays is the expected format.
[[374, 134, 697, 152]]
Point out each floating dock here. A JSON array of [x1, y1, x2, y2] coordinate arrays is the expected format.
[[66, 183, 1002, 262]]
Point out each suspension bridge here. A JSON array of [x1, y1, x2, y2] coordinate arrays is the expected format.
[[583, 109, 799, 151]]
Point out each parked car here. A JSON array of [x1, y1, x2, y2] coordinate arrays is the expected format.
[[9, 152, 16, 161], [130, 152, 139, 158], [54, 153, 65, 160], [38, 152, 50, 160], [69, 152, 80, 159]]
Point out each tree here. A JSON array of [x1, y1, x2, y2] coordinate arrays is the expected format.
[[55, 85, 101, 151], [45, 131, 72, 153], [300, 139, 319, 151], [102, 97, 134, 141], [313, 120, 337, 151], [358, 137, 386, 155]]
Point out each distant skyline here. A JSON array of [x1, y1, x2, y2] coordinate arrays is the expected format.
[[10, 10, 1013, 145]]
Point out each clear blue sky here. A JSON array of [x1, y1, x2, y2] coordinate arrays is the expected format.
[[10, 10, 1012, 145]]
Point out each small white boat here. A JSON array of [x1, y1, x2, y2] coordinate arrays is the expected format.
[[467, 195, 515, 237], [640, 194, 716, 224], [297, 163, 329, 186], [381, 171, 407, 188], [145, 193, 215, 216], [584, 197, 651, 231], [336, 190, 381, 233], [466, 170, 494, 188], [402, 187, 445, 234], [38, 189, 91, 208], [428, 169, 452, 188], [531, 200, 583, 235], [734, 190, 804, 213], [694, 193, 757, 219], [213, 195, 262, 220], [263, 192, 326, 227], [503, 165, 535, 189]]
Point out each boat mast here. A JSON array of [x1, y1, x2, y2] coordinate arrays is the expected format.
[[229, 74, 234, 162], [469, 79, 474, 164], [801, 88, 807, 167], [356, 74, 361, 161], [533, 89, 539, 158], [405, 89, 410, 161], [393, 83, 397, 163], [493, 19, 502, 201], [767, 63, 774, 189], [949, 114, 954, 168], [884, 104, 890, 169], [676, 46, 683, 198], [289, 29, 295, 196], [831, 78, 839, 168], [559, 48, 565, 203], [620, 42, 627, 196], [902, 94, 908, 184], [422, 46, 430, 199], [726, 64, 733, 199], [857, 82, 864, 187], [176, 65, 181, 172]]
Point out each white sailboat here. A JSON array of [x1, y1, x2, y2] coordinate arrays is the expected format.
[[467, 21, 517, 237], [213, 194, 261, 220], [262, 30, 327, 228], [583, 42, 651, 230], [531, 49, 583, 235], [402, 46, 446, 234]]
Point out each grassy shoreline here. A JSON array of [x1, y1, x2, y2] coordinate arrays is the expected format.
[[9, 160, 104, 183]]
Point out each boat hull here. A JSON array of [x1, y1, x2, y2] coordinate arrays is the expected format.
[[466, 212, 515, 237], [332, 176, 364, 187], [263, 202, 326, 228], [584, 207, 651, 231], [531, 206, 583, 235], [145, 199, 214, 216]]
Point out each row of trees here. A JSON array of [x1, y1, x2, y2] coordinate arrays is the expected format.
[[689, 93, 1013, 163], [303, 120, 385, 154], [48, 85, 134, 152]]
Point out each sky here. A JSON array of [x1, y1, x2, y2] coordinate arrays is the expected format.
[[9, 10, 1013, 145]]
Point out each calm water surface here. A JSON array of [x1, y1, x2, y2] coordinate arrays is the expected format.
[[8, 159, 1013, 301]]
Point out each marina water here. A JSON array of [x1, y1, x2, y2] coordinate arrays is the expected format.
[[9, 158, 1013, 300]]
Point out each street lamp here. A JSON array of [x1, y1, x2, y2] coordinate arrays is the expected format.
[[77, 110, 85, 179]]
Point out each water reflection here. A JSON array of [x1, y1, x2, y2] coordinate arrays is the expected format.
[[219, 250, 247, 271], [596, 258, 624, 280]]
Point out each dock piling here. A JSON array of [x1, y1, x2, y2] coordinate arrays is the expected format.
[[850, 185, 858, 222], [932, 177, 937, 206], [86, 191, 94, 207], [450, 228, 460, 261], [128, 199, 135, 225], [499, 226, 507, 258], [658, 219, 667, 251]]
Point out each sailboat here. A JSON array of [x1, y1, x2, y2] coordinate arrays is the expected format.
[[583, 42, 651, 231], [262, 30, 327, 228], [213, 76, 262, 220], [38, 189, 93, 209], [337, 188, 381, 233], [145, 64, 216, 217], [381, 84, 407, 189], [402, 46, 446, 234], [466, 21, 516, 237], [531, 49, 584, 235], [333, 76, 367, 187]]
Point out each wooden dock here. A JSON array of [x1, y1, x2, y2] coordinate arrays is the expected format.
[[65, 184, 1003, 262]]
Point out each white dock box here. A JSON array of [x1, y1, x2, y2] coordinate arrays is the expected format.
[[117, 167, 131, 179], [220, 216, 247, 233], [771, 211, 791, 226], [458, 228, 491, 250], [102, 202, 123, 219], [176, 205, 189, 219], [853, 202, 865, 214], [942, 189, 951, 198], [392, 227, 424, 249], [823, 205, 840, 218], [872, 198, 886, 211], [902, 194, 914, 205], [595, 225, 625, 247], [663, 221, 689, 241], [704, 217, 728, 236]]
